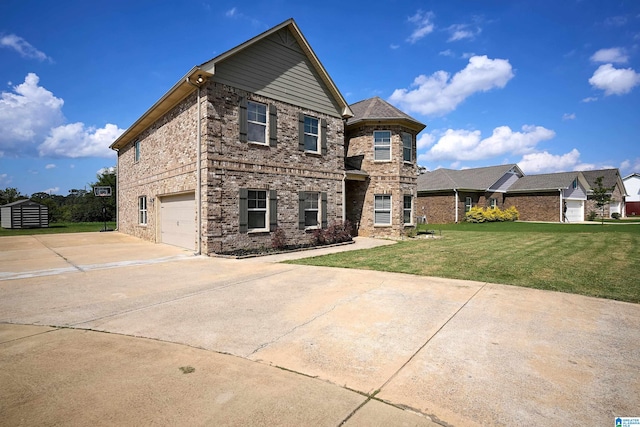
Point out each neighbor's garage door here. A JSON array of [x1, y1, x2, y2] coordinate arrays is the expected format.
[[160, 193, 195, 250], [565, 199, 584, 223]]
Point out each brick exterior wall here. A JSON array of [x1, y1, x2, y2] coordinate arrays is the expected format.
[[416, 192, 455, 223], [585, 184, 625, 218], [117, 91, 200, 244], [504, 192, 560, 222], [345, 124, 418, 237]]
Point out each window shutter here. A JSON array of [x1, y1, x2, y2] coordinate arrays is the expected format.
[[269, 104, 277, 147], [239, 188, 248, 233], [321, 192, 328, 228], [298, 112, 305, 151], [321, 119, 327, 155], [298, 192, 306, 230], [239, 98, 248, 143], [269, 190, 277, 231]]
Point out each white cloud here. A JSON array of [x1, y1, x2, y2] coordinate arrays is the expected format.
[[225, 7, 237, 17], [0, 173, 9, 186], [423, 125, 555, 162], [590, 47, 628, 64], [45, 163, 56, 169], [589, 63, 640, 95], [389, 55, 514, 116], [439, 49, 454, 57], [39, 123, 123, 158], [582, 96, 598, 103], [0, 73, 64, 155], [42, 186, 60, 194], [97, 166, 116, 176], [562, 113, 576, 121], [620, 158, 640, 174], [417, 132, 436, 149], [447, 24, 481, 42], [407, 10, 435, 44], [0, 34, 51, 61], [517, 149, 582, 173]]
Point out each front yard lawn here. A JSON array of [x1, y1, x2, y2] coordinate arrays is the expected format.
[[287, 222, 640, 303], [0, 222, 116, 236]]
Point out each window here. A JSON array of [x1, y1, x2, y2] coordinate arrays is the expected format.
[[134, 141, 140, 162], [374, 195, 392, 225], [572, 178, 578, 189], [304, 192, 319, 228], [138, 196, 147, 225], [239, 189, 277, 233], [402, 133, 412, 162], [403, 195, 413, 224], [247, 190, 267, 230], [490, 198, 497, 209], [304, 116, 319, 152], [247, 101, 267, 144], [465, 197, 473, 213], [374, 131, 391, 161]]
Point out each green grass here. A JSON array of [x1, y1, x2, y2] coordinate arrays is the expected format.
[[0, 221, 116, 236], [287, 222, 640, 303]]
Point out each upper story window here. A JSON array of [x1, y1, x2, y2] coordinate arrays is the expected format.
[[134, 140, 140, 162], [572, 178, 578, 189], [304, 116, 320, 153], [402, 133, 412, 162], [374, 131, 391, 161], [247, 101, 267, 144]]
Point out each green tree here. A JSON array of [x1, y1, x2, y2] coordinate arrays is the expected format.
[[591, 176, 614, 225], [0, 187, 28, 205]]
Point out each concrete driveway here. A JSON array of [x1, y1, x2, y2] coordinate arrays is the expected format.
[[1, 232, 639, 426]]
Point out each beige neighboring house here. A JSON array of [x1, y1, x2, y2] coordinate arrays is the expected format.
[[581, 169, 627, 218], [110, 19, 424, 253]]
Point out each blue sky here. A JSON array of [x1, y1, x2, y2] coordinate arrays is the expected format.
[[1, 0, 639, 196]]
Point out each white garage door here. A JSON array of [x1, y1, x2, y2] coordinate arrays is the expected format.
[[565, 199, 584, 223], [160, 193, 195, 250]]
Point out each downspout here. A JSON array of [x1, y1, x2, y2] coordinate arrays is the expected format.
[[342, 173, 346, 222], [186, 76, 204, 255], [559, 189, 563, 222], [454, 189, 459, 223], [115, 149, 119, 230]]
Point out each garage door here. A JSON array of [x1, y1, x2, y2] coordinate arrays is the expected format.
[[565, 199, 584, 223], [160, 193, 195, 250]]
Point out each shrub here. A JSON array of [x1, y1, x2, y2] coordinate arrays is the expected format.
[[587, 210, 597, 221], [311, 220, 352, 246], [612, 212, 621, 220], [465, 206, 519, 223], [271, 227, 287, 250]]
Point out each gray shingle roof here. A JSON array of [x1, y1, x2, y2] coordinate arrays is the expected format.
[[417, 164, 519, 192], [347, 97, 426, 131], [507, 171, 580, 192], [580, 169, 619, 189]]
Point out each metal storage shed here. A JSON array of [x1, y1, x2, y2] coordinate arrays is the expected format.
[[1, 199, 49, 229]]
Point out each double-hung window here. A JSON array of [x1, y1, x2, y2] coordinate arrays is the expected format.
[[134, 141, 140, 162], [403, 195, 413, 224], [465, 197, 473, 213], [247, 190, 268, 231], [304, 116, 319, 153], [374, 131, 391, 161], [247, 101, 267, 144], [402, 133, 412, 162], [138, 196, 147, 225], [304, 192, 319, 228], [490, 198, 497, 209], [374, 195, 392, 225]]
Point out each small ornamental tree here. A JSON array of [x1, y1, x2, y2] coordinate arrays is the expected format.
[[591, 176, 614, 225]]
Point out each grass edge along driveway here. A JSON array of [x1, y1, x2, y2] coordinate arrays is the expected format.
[[287, 222, 640, 304]]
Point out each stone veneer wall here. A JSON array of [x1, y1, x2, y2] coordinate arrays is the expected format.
[[117, 91, 201, 245], [345, 124, 417, 237], [504, 192, 560, 222], [204, 82, 345, 253]]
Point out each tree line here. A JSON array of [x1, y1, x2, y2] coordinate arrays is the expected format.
[[0, 170, 116, 223]]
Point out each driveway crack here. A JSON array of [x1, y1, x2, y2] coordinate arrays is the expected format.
[[32, 235, 84, 272]]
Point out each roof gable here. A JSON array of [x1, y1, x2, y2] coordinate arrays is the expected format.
[[580, 168, 620, 189]]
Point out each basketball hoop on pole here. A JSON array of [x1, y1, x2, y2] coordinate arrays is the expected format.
[[93, 186, 113, 232]]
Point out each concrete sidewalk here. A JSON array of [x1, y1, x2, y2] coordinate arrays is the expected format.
[[1, 232, 639, 426]]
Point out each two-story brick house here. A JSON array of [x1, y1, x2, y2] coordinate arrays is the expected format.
[[110, 19, 424, 253]]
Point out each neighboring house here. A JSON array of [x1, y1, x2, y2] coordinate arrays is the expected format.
[[416, 164, 524, 223], [504, 172, 590, 222], [345, 97, 426, 237], [581, 169, 627, 218], [623, 173, 640, 216], [110, 19, 423, 253]]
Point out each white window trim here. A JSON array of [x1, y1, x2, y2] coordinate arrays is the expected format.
[[138, 196, 147, 225], [247, 189, 269, 233], [402, 132, 412, 163], [374, 130, 392, 162], [374, 194, 392, 226], [490, 198, 497, 209], [304, 191, 321, 229], [465, 197, 473, 213], [403, 195, 413, 225], [303, 116, 321, 154], [247, 101, 268, 146]]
